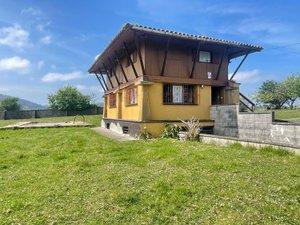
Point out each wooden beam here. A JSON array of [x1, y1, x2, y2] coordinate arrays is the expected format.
[[115, 51, 128, 83], [94, 73, 106, 91], [160, 37, 170, 76], [102, 63, 114, 88], [108, 57, 120, 85], [134, 35, 146, 75], [215, 47, 228, 80], [229, 53, 248, 81], [123, 42, 138, 78], [190, 41, 201, 78], [98, 71, 108, 90]]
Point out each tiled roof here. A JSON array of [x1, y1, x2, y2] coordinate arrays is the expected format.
[[126, 23, 263, 50], [89, 23, 262, 73]]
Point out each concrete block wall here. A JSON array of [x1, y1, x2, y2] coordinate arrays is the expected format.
[[270, 123, 300, 148], [210, 105, 239, 137], [211, 105, 300, 148], [238, 112, 273, 142]]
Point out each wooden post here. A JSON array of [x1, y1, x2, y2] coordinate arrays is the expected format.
[[160, 37, 170, 76], [108, 57, 120, 85], [229, 53, 248, 81], [99, 71, 109, 90], [123, 42, 138, 78], [103, 63, 114, 88], [95, 73, 106, 91], [115, 51, 128, 82], [134, 35, 146, 75], [190, 41, 201, 78], [215, 47, 228, 80]]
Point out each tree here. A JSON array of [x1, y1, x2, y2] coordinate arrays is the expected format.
[[48, 86, 92, 111], [0, 97, 21, 111], [255, 80, 287, 109], [282, 74, 300, 109]]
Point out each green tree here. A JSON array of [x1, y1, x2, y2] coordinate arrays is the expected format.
[[282, 74, 300, 109], [48, 86, 92, 111], [255, 80, 287, 109], [0, 97, 21, 111]]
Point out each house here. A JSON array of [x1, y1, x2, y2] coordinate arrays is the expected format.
[[88, 23, 262, 137]]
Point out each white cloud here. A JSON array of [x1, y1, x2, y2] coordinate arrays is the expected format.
[[0, 56, 31, 73], [230, 69, 261, 84], [40, 35, 52, 44], [37, 60, 44, 69], [42, 71, 83, 82], [0, 25, 30, 49], [21, 7, 42, 16]]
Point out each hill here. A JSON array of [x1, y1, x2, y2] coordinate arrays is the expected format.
[[0, 94, 46, 110]]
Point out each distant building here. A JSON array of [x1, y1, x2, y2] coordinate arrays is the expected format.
[[88, 23, 262, 137]]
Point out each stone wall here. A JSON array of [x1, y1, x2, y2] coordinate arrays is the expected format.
[[210, 105, 239, 137], [211, 105, 300, 148]]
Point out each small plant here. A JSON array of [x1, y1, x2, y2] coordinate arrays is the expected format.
[[180, 117, 202, 141], [161, 123, 180, 138], [139, 126, 152, 140]]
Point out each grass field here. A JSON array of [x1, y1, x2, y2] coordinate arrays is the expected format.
[[274, 108, 300, 122], [0, 116, 299, 224]]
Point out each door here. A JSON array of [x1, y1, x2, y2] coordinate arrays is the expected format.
[[211, 87, 223, 105]]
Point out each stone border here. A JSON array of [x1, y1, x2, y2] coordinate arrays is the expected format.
[[200, 133, 300, 155], [0, 121, 91, 130]]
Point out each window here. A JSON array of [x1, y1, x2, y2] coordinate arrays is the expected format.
[[126, 87, 137, 105], [198, 51, 211, 63], [163, 84, 195, 104], [109, 93, 116, 108]]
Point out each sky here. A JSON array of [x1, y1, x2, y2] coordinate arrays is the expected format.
[[0, 0, 299, 105]]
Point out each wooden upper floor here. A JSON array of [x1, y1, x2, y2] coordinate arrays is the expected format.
[[89, 23, 262, 93]]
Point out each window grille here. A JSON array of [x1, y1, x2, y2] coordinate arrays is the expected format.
[[163, 84, 194, 104]]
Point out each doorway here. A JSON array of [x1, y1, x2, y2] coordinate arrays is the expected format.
[[211, 87, 223, 105]]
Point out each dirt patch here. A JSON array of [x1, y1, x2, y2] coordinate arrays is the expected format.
[[0, 121, 91, 130]]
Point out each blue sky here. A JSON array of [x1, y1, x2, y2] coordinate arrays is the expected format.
[[0, 0, 299, 105]]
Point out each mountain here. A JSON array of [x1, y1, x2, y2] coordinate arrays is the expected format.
[[0, 94, 46, 110]]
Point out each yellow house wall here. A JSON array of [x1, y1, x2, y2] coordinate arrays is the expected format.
[[147, 83, 211, 121], [105, 95, 118, 119], [105, 82, 212, 137], [105, 85, 143, 121], [120, 85, 142, 121]]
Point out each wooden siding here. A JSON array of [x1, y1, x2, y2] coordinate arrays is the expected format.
[[104, 38, 229, 92], [144, 40, 228, 82]]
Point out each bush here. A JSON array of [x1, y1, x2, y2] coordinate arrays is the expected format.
[[48, 86, 92, 111], [139, 127, 152, 140], [0, 97, 20, 111], [161, 123, 180, 138], [180, 117, 202, 141]]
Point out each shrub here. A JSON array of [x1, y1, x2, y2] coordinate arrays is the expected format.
[[48, 86, 92, 111], [0, 97, 20, 111], [161, 123, 180, 138], [180, 117, 202, 141], [139, 127, 152, 140]]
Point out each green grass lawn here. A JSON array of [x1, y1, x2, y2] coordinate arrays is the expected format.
[[0, 125, 299, 224], [274, 108, 300, 122], [0, 115, 101, 127]]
